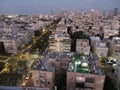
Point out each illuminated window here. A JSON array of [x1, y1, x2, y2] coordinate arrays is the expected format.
[[40, 79, 45, 84]]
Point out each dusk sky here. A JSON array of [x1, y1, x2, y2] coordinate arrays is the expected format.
[[0, 0, 120, 14]]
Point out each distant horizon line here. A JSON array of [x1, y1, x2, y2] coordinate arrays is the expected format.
[[0, 8, 119, 15]]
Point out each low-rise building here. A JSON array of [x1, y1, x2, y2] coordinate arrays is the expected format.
[[76, 39, 90, 55], [103, 30, 119, 38]]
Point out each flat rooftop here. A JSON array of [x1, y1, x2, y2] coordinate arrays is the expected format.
[[33, 51, 104, 75], [33, 59, 54, 72], [33, 52, 73, 71], [68, 54, 104, 75]]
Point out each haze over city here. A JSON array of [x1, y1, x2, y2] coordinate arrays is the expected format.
[[0, 0, 120, 14], [0, 0, 120, 90]]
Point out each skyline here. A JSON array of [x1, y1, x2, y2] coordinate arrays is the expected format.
[[0, 0, 120, 14], [0, 1, 120, 89]]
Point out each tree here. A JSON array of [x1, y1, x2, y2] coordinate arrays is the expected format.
[[0, 42, 6, 54], [34, 30, 41, 36], [67, 26, 73, 38]]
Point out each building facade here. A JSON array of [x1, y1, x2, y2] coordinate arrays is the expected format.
[[76, 39, 90, 55], [67, 72, 105, 90], [112, 37, 120, 57], [32, 70, 54, 90], [49, 33, 71, 52], [95, 43, 108, 57], [114, 60, 120, 89]]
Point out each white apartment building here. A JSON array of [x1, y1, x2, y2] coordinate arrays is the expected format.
[[17, 31, 33, 44], [95, 43, 108, 57], [0, 30, 33, 53], [49, 33, 71, 52], [0, 37, 19, 53], [90, 36, 108, 57], [76, 39, 90, 55], [2, 27, 17, 36], [103, 30, 119, 38], [112, 37, 120, 57], [56, 26, 67, 33], [90, 36, 100, 46]]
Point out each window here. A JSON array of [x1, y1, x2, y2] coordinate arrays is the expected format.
[[40, 79, 45, 84], [48, 82, 50, 84], [85, 77, 94, 83], [36, 80, 39, 84], [76, 82, 84, 88], [76, 76, 85, 83], [40, 73, 45, 78]]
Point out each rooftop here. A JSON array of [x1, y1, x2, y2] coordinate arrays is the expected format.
[[90, 36, 100, 41], [68, 54, 89, 73], [33, 59, 54, 72], [68, 54, 104, 75], [33, 52, 74, 71]]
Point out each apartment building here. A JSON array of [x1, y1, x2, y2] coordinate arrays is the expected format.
[[17, 30, 33, 44], [0, 37, 19, 53], [67, 72, 105, 90], [67, 54, 105, 90], [112, 37, 120, 57], [49, 33, 71, 52], [114, 60, 120, 89], [76, 39, 90, 55], [103, 30, 119, 39], [32, 58, 55, 90], [90, 36, 108, 57], [95, 43, 108, 57]]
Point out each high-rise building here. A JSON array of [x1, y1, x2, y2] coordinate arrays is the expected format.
[[114, 8, 118, 16], [67, 54, 105, 90], [32, 59, 55, 90]]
